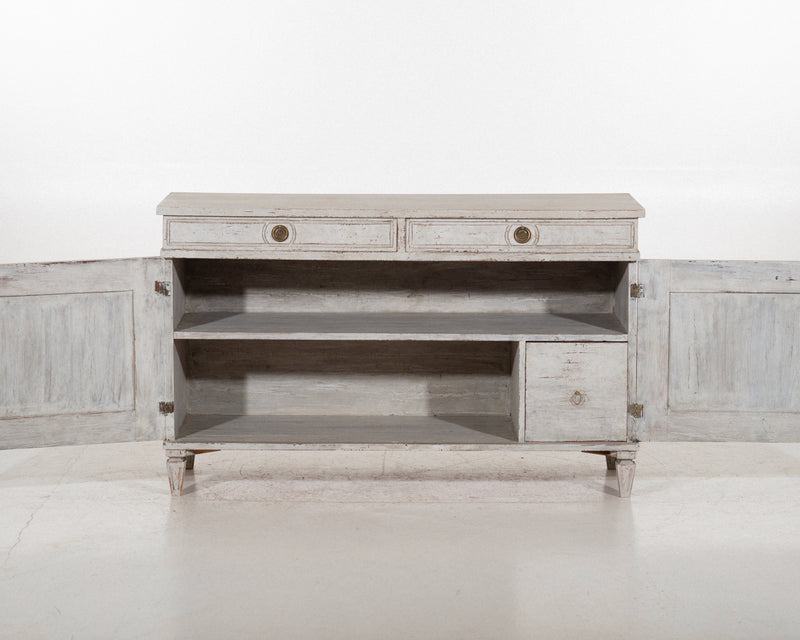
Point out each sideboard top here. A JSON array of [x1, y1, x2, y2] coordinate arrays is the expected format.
[[157, 193, 644, 219]]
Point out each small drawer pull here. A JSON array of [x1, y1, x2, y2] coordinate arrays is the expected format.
[[570, 391, 585, 406], [271, 224, 290, 242], [513, 225, 532, 244]]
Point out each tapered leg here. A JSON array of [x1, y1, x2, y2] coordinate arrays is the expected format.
[[605, 454, 617, 471], [185, 454, 195, 471], [166, 456, 187, 496], [615, 459, 636, 498]]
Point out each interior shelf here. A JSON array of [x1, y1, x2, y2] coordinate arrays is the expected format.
[[175, 414, 518, 446], [174, 311, 627, 341]]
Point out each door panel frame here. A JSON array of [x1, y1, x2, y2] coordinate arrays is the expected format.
[[0, 257, 169, 448], [636, 260, 800, 441]]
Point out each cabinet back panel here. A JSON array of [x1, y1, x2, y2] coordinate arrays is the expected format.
[[184, 340, 511, 417], [181, 260, 624, 315]]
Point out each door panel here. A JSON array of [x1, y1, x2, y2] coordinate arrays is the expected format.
[[636, 260, 800, 441], [0, 258, 169, 448]]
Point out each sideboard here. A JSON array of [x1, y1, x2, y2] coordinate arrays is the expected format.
[[156, 194, 645, 496], [4, 195, 798, 496]]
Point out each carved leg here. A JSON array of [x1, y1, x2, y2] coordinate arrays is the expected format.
[[615, 459, 636, 498], [185, 454, 195, 471], [166, 456, 187, 496]]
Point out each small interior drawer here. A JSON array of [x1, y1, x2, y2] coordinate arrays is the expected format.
[[406, 219, 635, 253], [525, 342, 628, 442], [164, 217, 397, 252]]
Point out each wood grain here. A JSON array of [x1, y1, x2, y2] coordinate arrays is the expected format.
[[177, 414, 518, 445], [0, 258, 169, 448], [165, 217, 397, 252], [669, 293, 800, 412], [525, 342, 628, 442], [157, 193, 645, 219], [174, 311, 628, 341], [179, 259, 624, 315], [183, 340, 511, 418], [0, 291, 135, 418], [407, 219, 635, 252], [636, 259, 800, 442]]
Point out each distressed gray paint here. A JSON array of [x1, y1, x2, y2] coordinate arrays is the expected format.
[[0, 291, 134, 418], [180, 259, 624, 315], [181, 340, 511, 419], [524, 342, 628, 442], [0, 258, 169, 448], [158, 193, 645, 219], [159, 194, 643, 261], [636, 260, 800, 442]]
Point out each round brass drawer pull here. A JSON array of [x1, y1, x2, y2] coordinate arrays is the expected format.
[[513, 225, 532, 244], [570, 391, 585, 406], [271, 224, 290, 242]]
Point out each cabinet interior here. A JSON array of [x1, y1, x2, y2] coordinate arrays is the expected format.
[[170, 259, 630, 444]]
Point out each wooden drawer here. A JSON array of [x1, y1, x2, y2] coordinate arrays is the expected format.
[[406, 219, 635, 254], [525, 342, 628, 442], [164, 217, 397, 252]]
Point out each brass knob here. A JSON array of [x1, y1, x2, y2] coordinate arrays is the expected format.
[[513, 225, 532, 244], [271, 224, 290, 242], [570, 391, 585, 406]]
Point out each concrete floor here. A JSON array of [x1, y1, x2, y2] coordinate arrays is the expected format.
[[1, 442, 799, 639]]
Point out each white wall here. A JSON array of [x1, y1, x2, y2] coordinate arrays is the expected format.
[[2, 1, 798, 264]]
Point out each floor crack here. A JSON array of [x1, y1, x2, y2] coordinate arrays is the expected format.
[[3, 501, 43, 568], [3, 446, 83, 569]]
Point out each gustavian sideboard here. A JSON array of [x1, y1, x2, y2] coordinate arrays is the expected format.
[[3, 194, 797, 496], [156, 193, 645, 496]]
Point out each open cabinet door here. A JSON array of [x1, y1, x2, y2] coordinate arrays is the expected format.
[[636, 260, 800, 441], [0, 258, 170, 448]]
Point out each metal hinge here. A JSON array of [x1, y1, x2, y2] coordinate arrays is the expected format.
[[630, 283, 645, 299], [159, 401, 174, 415], [154, 281, 171, 296], [628, 403, 644, 419]]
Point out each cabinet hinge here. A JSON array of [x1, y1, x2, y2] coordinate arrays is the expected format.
[[628, 403, 644, 419], [154, 281, 171, 296], [159, 401, 175, 415], [630, 283, 645, 299]]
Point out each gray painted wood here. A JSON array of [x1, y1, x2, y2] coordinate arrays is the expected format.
[[635, 260, 671, 440], [405, 219, 636, 253], [511, 341, 526, 442], [0, 258, 169, 448], [669, 293, 800, 412], [163, 247, 642, 262], [615, 459, 636, 498], [617, 263, 639, 440], [636, 260, 800, 442], [182, 340, 511, 418], [167, 262, 186, 441], [165, 217, 398, 252], [525, 342, 628, 442], [169, 423, 638, 452], [179, 259, 623, 315], [174, 311, 627, 342], [0, 291, 135, 418], [158, 193, 645, 219], [159, 194, 643, 261], [177, 414, 518, 445]]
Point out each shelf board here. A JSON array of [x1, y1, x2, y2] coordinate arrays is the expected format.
[[169, 414, 636, 452], [174, 312, 627, 341], [175, 414, 518, 447]]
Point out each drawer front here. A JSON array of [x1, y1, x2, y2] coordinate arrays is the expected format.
[[406, 219, 635, 253], [525, 342, 628, 442], [164, 217, 397, 252]]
